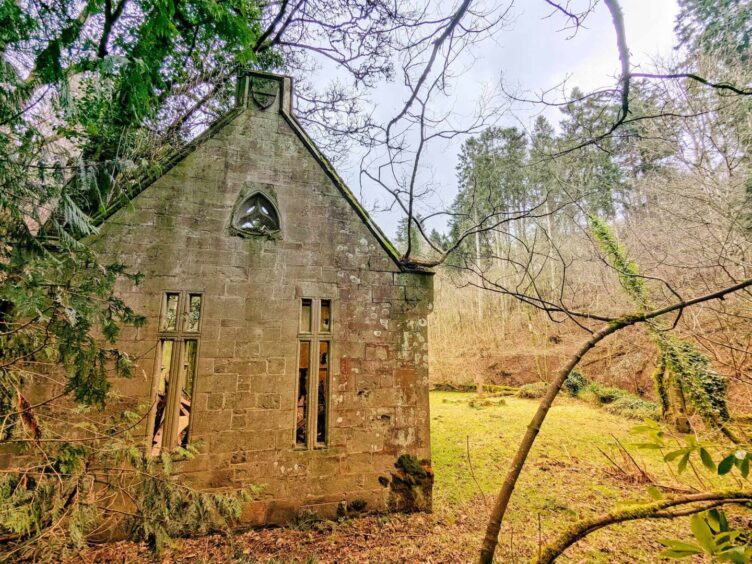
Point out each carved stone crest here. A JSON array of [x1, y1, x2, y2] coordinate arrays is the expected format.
[[249, 76, 278, 110]]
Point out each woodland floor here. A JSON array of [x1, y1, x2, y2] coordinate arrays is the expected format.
[[73, 392, 737, 563]]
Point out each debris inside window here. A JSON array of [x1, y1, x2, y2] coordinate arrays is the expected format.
[[151, 339, 174, 456], [178, 339, 198, 447], [320, 300, 331, 333], [316, 341, 329, 444], [297, 341, 310, 446]]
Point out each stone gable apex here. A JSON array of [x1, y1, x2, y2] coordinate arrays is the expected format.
[[91, 70, 427, 273]]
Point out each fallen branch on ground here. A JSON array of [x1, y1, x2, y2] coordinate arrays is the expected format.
[[536, 490, 752, 563]]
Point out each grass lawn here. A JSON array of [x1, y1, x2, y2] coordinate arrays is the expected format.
[[79, 392, 731, 562], [430, 392, 687, 562]]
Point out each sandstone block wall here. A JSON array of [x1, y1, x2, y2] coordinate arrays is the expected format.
[[90, 74, 433, 523]]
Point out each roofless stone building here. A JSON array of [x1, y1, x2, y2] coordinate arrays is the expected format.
[[90, 71, 433, 523]]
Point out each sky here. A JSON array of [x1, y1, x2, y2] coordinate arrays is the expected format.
[[318, 1, 681, 240]]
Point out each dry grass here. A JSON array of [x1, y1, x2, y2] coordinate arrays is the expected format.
[[72, 391, 740, 563]]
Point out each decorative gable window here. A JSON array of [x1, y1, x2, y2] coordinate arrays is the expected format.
[[232, 193, 280, 235]]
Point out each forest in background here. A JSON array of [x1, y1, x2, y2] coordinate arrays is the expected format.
[[424, 60, 752, 412], [397, 42, 752, 415]]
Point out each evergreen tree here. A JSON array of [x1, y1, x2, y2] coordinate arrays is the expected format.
[[429, 228, 449, 250], [557, 88, 627, 218], [528, 116, 561, 227], [676, 0, 752, 61], [396, 214, 424, 258], [450, 127, 528, 264]]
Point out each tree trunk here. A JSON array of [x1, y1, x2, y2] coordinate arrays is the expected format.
[[473, 210, 484, 321], [479, 278, 752, 562], [479, 321, 623, 563]]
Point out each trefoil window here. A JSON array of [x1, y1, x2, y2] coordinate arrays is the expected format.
[[232, 193, 280, 235]]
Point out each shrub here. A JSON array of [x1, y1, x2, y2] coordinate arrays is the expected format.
[[604, 396, 659, 420], [517, 381, 548, 399], [469, 397, 506, 409], [579, 382, 659, 420], [432, 383, 518, 396], [581, 383, 630, 405], [562, 370, 589, 397]]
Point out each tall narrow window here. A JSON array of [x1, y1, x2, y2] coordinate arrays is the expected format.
[[296, 341, 310, 446], [300, 298, 312, 334], [151, 340, 174, 452], [316, 340, 329, 445], [185, 294, 202, 332], [320, 300, 331, 333], [179, 339, 198, 447], [162, 293, 179, 331], [151, 292, 203, 456], [295, 298, 332, 448]]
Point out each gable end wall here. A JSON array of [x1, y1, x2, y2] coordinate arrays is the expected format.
[[90, 91, 433, 523]]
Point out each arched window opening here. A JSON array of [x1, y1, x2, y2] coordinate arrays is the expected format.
[[233, 193, 280, 235]]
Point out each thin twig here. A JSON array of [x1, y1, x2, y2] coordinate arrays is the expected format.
[[466, 435, 488, 507]]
